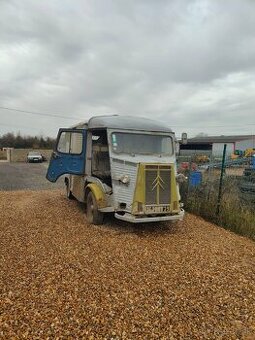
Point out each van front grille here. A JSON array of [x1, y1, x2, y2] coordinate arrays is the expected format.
[[145, 165, 171, 205]]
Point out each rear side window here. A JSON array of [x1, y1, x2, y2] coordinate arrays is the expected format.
[[57, 131, 83, 154]]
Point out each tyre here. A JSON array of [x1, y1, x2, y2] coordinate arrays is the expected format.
[[86, 191, 104, 225], [65, 179, 74, 199]]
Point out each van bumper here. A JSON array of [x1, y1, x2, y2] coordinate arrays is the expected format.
[[115, 209, 184, 223]]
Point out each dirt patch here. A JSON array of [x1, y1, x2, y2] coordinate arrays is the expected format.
[[0, 190, 255, 339]]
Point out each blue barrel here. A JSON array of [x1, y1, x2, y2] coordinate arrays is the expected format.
[[252, 155, 255, 169], [189, 171, 202, 187]]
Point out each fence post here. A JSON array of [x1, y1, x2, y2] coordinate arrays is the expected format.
[[216, 144, 227, 215]]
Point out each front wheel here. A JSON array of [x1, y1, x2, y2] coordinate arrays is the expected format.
[[86, 191, 104, 225]]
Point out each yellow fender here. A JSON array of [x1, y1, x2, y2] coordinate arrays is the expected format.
[[86, 183, 107, 209]]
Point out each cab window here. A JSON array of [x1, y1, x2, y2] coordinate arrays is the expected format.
[[57, 131, 83, 154]]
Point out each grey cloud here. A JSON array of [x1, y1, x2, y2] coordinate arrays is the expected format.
[[0, 0, 255, 137]]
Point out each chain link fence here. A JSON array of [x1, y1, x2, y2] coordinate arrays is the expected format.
[[178, 154, 255, 240]]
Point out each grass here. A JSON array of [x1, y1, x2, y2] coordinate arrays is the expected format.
[[181, 175, 255, 240]]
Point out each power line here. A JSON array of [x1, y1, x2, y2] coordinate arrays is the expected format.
[[0, 106, 84, 120], [1, 105, 254, 129]]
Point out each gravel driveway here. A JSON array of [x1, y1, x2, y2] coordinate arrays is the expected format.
[[0, 190, 255, 338], [0, 162, 63, 190]]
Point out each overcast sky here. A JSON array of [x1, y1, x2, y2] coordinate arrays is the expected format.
[[1, 0, 255, 137]]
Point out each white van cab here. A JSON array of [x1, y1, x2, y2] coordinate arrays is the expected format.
[[46, 115, 185, 224]]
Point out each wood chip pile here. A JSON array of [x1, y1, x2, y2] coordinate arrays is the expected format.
[[0, 190, 255, 339]]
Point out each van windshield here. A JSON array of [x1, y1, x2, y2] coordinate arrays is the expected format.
[[111, 132, 173, 155]]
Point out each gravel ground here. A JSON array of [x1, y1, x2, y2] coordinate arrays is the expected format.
[[0, 190, 255, 339], [0, 163, 63, 190]]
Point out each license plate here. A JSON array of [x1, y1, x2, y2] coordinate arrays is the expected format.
[[145, 205, 171, 214]]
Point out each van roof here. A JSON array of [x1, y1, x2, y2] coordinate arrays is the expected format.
[[74, 115, 173, 133]]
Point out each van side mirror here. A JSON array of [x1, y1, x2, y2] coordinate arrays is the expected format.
[[181, 132, 188, 145]]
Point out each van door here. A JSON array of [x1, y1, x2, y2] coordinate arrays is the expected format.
[[46, 129, 86, 182]]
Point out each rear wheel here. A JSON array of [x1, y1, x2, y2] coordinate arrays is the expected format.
[[86, 191, 104, 225]]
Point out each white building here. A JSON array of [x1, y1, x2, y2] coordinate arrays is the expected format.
[[180, 135, 255, 158]]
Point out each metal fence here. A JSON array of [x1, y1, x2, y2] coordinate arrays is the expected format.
[[177, 152, 255, 237]]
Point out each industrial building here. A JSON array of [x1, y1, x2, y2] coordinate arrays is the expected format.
[[180, 135, 255, 157]]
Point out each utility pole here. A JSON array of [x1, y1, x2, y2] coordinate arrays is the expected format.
[[216, 144, 227, 215]]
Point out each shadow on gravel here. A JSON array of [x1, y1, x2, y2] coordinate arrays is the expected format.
[[103, 213, 182, 238], [75, 201, 183, 238]]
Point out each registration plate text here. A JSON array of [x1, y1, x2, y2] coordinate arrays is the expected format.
[[145, 205, 171, 214]]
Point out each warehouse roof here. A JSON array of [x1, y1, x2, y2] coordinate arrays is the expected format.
[[187, 135, 255, 144]]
